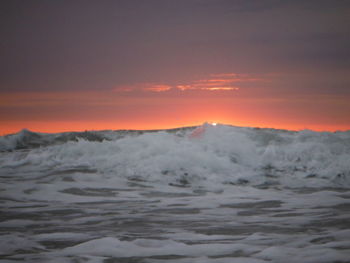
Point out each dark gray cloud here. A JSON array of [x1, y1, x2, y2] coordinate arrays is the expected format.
[[0, 0, 349, 92]]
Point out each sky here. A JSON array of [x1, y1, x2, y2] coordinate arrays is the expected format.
[[1, 0, 350, 134]]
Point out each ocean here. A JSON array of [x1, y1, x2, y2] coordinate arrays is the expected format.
[[1, 124, 349, 262]]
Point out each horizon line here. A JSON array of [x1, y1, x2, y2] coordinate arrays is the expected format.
[[2, 122, 350, 136]]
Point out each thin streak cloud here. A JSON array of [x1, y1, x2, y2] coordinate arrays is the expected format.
[[113, 73, 268, 93]]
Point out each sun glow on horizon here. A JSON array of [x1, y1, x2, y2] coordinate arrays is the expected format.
[[1, 119, 350, 136], [1, 70, 349, 135]]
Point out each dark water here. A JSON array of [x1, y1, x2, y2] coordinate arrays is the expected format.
[[1, 177, 350, 263]]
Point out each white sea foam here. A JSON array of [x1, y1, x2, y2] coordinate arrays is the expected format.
[[1, 124, 349, 189], [0, 124, 349, 262], [60, 237, 259, 257]]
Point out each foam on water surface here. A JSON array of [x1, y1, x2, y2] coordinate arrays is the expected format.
[[1, 124, 350, 189], [0, 124, 350, 262]]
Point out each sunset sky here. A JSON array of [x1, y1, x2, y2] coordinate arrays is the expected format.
[[1, 0, 350, 135]]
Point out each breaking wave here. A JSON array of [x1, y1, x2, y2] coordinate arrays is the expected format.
[[1, 124, 350, 188]]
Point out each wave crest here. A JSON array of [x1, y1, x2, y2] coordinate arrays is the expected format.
[[1, 125, 350, 188]]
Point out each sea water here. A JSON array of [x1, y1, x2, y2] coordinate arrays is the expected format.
[[0, 124, 349, 262]]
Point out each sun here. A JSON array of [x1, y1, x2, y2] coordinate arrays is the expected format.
[[211, 122, 217, 126]]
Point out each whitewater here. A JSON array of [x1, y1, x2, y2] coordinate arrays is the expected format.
[[0, 124, 350, 262]]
